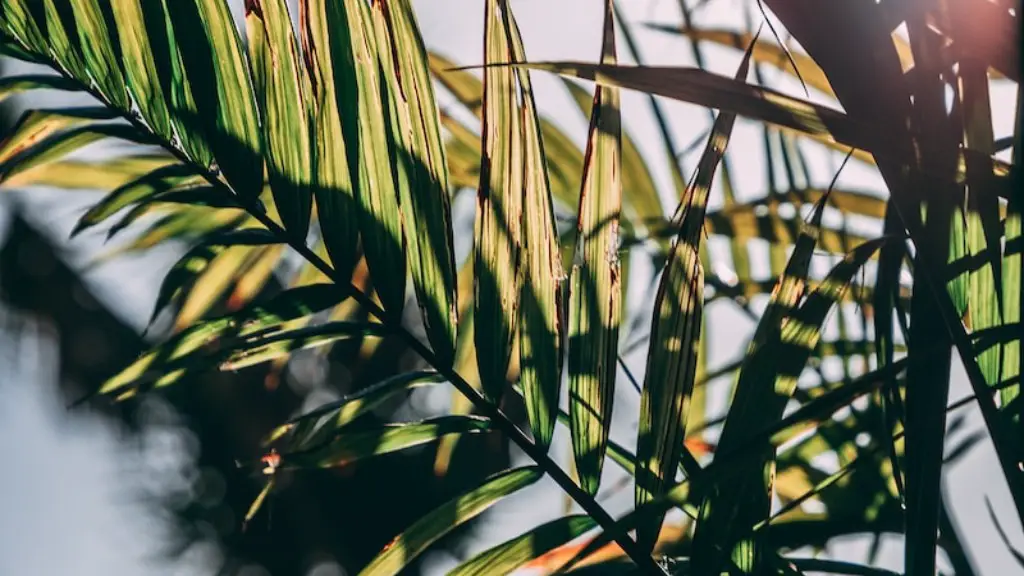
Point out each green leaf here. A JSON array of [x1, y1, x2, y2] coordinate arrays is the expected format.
[[518, 59, 1011, 185], [109, 0, 174, 140], [0, 74, 78, 104], [71, 163, 204, 236], [327, 0, 406, 315], [1, 155, 174, 191], [285, 415, 490, 470], [299, 0, 359, 282], [93, 282, 348, 401], [473, 0, 524, 401], [166, 0, 263, 198], [1000, 90, 1022, 416], [103, 185, 237, 241], [561, 77, 664, 245], [149, 227, 280, 325], [41, 0, 87, 80], [143, 0, 212, 165], [448, 515, 597, 576], [503, 2, 566, 452], [374, 0, 459, 368], [0, 123, 153, 183], [645, 24, 835, 98], [265, 370, 447, 448], [69, 0, 130, 109], [0, 107, 118, 165], [1, 0, 46, 55], [635, 35, 754, 552], [219, 320, 385, 371], [690, 187, 835, 574], [568, 0, 621, 497], [358, 466, 543, 576], [245, 0, 313, 240]]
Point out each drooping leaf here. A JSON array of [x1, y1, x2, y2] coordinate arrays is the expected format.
[[690, 187, 833, 574], [93, 282, 348, 401], [358, 466, 543, 576], [0, 107, 118, 165], [0, 123, 153, 183], [149, 227, 280, 326], [299, 0, 359, 282], [0, 155, 174, 190], [69, 0, 129, 109], [166, 0, 264, 198], [519, 59, 1013, 187], [635, 35, 754, 552], [448, 515, 597, 576], [71, 163, 203, 236], [103, 185, 238, 240], [374, 0, 460, 367], [568, 0, 621, 497], [473, 0, 524, 401], [265, 371, 446, 448], [109, 0, 174, 140], [502, 2, 566, 452], [283, 415, 489, 470], [326, 0, 406, 316], [645, 24, 835, 97], [0, 74, 78, 104], [219, 319, 384, 371], [172, 244, 261, 330], [143, 0, 213, 165], [245, 0, 313, 240]]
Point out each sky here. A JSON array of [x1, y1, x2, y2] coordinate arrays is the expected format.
[[0, 0, 1022, 574]]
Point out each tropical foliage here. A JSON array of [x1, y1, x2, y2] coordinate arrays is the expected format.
[[0, 0, 1020, 574]]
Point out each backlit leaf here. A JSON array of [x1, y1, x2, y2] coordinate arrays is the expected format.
[[166, 0, 264, 198], [635, 36, 753, 552], [246, 0, 313, 240], [449, 515, 597, 576], [110, 0, 173, 140], [359, 466, 542, 576], [374, 0, 460, 367], [300, 0, 359, 282], [568, 0, 621, 497]]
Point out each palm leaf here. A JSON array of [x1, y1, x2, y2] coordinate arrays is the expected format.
[[359, 466, 543, 576], [568, 0, 621, 497], [245, 0, 313, 239], [635, 34, 754, 552]]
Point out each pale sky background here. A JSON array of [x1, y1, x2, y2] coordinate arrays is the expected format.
[[0, 0, 1021, 574]]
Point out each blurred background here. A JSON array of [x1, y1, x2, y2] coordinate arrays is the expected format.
[[0, 0, 1021, 574]]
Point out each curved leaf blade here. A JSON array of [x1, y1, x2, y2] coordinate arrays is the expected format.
[[327, 0, 406, 315], [473, 0, 523, 401], [358, 466, 543, 576], [635, 38, 754, 552], [503, 2, 566, 452], [245, 0, 313, 240], [568, 1, 621, 497], [299, 0, 359, 282], [449, 515, 597, 576], [166, 0, 263, 198], [110, 0, 174, 140], [375, 0, 459, 367], [69, 0, 129, 108]]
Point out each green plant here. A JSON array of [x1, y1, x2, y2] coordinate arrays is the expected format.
[[0, 0, 1019, 574]]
